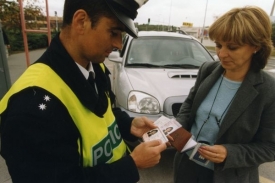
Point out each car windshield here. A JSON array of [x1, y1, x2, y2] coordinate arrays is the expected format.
[[125, 36, 213, 68]]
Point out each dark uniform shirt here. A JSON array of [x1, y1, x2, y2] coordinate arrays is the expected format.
[[0, 34, 139, 183]]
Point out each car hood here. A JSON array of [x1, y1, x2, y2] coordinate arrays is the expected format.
[[125, 68, 197, 100]]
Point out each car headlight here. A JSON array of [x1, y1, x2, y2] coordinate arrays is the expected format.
[[128, 91, 160, 114]]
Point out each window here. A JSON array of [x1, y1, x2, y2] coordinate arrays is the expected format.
[[126, 37, 213, 67]]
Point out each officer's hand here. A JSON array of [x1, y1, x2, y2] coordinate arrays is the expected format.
[[130, 140, 167, 169], [131, 116, 157, 138]]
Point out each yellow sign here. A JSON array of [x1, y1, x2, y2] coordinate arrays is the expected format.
[[182, 22, 193, 27]]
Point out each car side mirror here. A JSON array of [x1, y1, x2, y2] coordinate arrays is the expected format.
[[108, 51, 122, 63], [213, 55, 220, 61]]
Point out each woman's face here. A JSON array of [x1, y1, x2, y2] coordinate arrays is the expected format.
[[215, 40, 257, 73]]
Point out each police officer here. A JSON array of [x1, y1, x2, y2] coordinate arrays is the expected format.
[[0, 0, 167, 182]]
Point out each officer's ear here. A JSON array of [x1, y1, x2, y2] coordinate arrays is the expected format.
[[72, 9, 90, 34]]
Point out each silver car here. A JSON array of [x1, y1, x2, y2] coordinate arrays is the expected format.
[[108, 31, 215, 121]]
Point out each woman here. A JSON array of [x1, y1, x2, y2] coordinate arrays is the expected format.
[[173, 6, 275, 183]]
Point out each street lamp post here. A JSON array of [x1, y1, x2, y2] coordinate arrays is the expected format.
[[201, 0, 209, 44], [55, 11, 58, 32], [168, 0, 173, 31], [271, 0, 275, 16]]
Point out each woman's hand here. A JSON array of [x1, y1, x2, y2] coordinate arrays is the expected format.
[[198, 145, 227, 163]]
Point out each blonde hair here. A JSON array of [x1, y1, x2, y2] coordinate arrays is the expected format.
[[209, 6, 273, 70]]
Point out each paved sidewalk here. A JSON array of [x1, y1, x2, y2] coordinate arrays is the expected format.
[[1, 43, 275, 183]]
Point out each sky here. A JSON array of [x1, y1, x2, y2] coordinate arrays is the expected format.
[[45, 0, 274, 27]]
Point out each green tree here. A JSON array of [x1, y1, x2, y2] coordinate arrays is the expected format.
[[137, 24, 178, 32], [0, 0, 21, 32], [0, 0, 47, 51], [0, 0, 44, 32]]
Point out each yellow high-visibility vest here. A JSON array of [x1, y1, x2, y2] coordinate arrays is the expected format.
[[0, 63, 127, 167]]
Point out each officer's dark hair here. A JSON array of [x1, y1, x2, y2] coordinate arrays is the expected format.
[[62, 0, 114, 29]]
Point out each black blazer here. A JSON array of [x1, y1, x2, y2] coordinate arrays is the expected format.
[[175, 61, 275, 183]]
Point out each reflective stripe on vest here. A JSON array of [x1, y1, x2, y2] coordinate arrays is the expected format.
[[0, 63, 127, 167]]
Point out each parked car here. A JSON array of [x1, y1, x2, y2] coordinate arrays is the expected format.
[[108, 31, 215, 121]]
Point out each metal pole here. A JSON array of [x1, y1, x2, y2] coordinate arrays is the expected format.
[[271, 0, 275, 16], [45, 0, 51, 46], [0, 22, 11, 98], [55, 11, 58, 32], [201, 0, 208, 44], [168, 0, 173, 31], [19, 0, 31, 67]]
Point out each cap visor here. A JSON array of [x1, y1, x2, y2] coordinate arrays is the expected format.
[[107, 5, 138, 38]]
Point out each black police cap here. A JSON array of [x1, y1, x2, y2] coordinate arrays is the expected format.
[[104, 0, 148, 38]]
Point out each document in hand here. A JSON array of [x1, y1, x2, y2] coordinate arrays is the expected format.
[[189, 143, 210, 165], [142, 116, 197, 152], [142, 127, 169, 143], [169, 127, 197, 152]]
